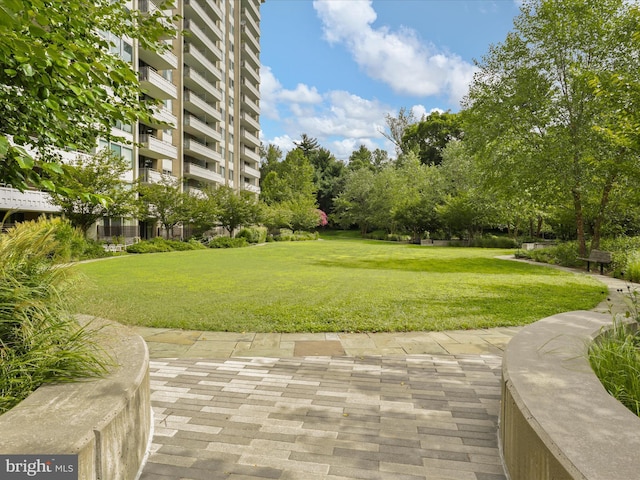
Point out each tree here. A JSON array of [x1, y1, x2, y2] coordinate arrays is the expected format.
[[402, 111, 463, 165], [0, 0, 176, 195], [463, 0, 639, 254], [348, 145, 374, 171], [393, 153, 443, 241], [137, 177, 188, 239], [259, 143, 283, 190], [308, 147, 346, 215], [333, 168, 377, 235], [381, 107, 416, 155], [206, 186, 259, 236], [293, 133, 320, 158], [48, 150, 136, 236], [260, 149, 316, 205]]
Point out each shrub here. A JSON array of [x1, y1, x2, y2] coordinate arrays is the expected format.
[[208, 237, 248, 248], [271, 229, 319, 242], [469, 236, 518, 249], [236, 226, 267, 244], [126, 237, 206, 253], [364, 230, 411, 242], [515, 241, 580, 267], [0, 219, 110, 413]]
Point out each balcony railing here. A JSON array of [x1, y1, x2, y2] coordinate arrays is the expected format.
[[0, 186, 59, 213], [241, 162, 260, 179], [139, 66, 177, 100], [184, 114, 221, 142], [184, 162, 224, 184], [139, 134, 178, 159]]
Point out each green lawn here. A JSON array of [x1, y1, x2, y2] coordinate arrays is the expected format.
[[70, 238, 607, 332]]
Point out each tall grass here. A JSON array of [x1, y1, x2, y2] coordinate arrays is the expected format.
[[589, 321, 640, 416], [0, 219, 110, 414]]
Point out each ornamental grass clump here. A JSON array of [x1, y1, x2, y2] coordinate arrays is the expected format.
[[589, 288, 640, 417], [0, 219, 110, 414]]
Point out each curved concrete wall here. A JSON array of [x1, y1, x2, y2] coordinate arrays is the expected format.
[[0, 317, 150, 480], [501, 310, 640, 480]]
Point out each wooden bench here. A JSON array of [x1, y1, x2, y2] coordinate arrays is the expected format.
[[577, 249, 612, 274]]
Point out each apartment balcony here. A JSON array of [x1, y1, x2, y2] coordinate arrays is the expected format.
[[184, 114, 221, 142], [184, 66, 221, 101], [139, 134, 177, 159], [145, 105, 177, 129], [202, 0, 222, 21], [241, 162, 260, 179], [241, 12, 260, 42], [139, 0, 175, 38], [139, 66, 177, 100], [184, 89, 221, 122], [184, 138, 222, 162], [184, 43, 222, 82], [240, 111, 260, 131], [139, 46, 178, 71], [243, 0, 260, 23], [241, 43, 260, 69], [242, 25, 260, 54], [242, 183, 260, 195], [240, 128, 260, 148], [184, 0, 223, 42], [138, 168, 177, 184], [241, 144, 260, 163], [241, 60, 260, 84], [184, 20, 222, 61], [0, 186, 59, 213], [184, 162, 224, 184], [241, 94, 260, 116], [241, 77, 260, 101]]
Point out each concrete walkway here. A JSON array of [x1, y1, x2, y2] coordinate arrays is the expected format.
[[136, 264, 632, 480]]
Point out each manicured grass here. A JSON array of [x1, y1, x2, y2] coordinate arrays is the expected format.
[[70, 238, 607, 333]]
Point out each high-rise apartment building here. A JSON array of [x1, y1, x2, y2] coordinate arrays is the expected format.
[[0, 0, 264, 241]]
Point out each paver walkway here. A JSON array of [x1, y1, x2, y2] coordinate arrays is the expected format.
[[141, 354, 506, 480], [136, 263, 631, 480]]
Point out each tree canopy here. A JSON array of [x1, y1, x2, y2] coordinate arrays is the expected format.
[[463, 0, 640, 254], [0, 0, 176, 194]]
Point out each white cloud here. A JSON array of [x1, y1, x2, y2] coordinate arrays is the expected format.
[[312, 0, 477, 104], [260, 65, 323, 120], [270, 134, 296, 153]]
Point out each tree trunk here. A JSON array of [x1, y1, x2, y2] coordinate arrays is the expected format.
[[572, 189, 587, 256], [590, 173, 616, 252], [536, 216, 543, 238]]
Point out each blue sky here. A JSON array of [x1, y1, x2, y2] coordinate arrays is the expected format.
[[258, 0, 522, 160]]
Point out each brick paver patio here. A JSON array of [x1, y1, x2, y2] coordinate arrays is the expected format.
[[141, 354, 506, 480]]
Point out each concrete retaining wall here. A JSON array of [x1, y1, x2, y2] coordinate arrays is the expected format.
[[0, 317, 150, 480], [501, 310, 640, 480]]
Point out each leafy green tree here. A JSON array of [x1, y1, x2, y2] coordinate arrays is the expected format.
[[402, 111, 463, 165], [393, 153, 443, 241], [333, 168, 377, 235], [0, 0, 176, 195], [260, 149, 316, 205], [259, 143, 283, 190], [137, 177, 188, 239], [48, 150, 135, 236], [206, 186, 259, 236], [463, 0, 639, 254], [308, 147, 346, 215], [284, 196, 322, 232]]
